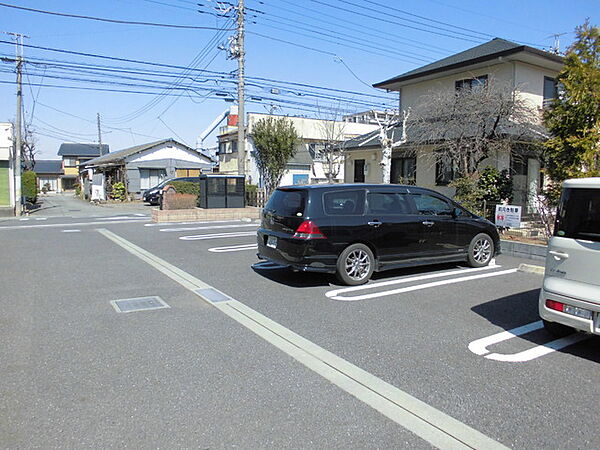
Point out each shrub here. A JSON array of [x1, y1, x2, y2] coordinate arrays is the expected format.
[[74, 182, 82, 197], [450, 175, 483, 215], [21, 170, 37, 203], [169, 180, 200, 196], [478, 167, 513, 204], [163, 193, 197, 210], [111, 182, 127, 201]]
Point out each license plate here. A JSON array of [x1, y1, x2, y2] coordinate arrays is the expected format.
[[267, 235, 277, 249]]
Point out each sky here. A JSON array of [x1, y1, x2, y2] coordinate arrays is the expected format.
[[0, 0, 597, 159]]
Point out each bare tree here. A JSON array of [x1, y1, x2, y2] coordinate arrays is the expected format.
[[408, 78, 543, 178], [9, 119, 37, 167], [312, 104, 351, 183], [374, 109, 410, 183]]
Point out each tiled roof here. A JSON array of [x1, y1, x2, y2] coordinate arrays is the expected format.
[[57, 143, 109, 157], [30, 159, 63, 174], [374, 38, 563, 88]]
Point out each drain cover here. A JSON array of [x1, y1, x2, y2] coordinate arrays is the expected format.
[[194, 288, 232, 303], [111, 296, 170, 313]]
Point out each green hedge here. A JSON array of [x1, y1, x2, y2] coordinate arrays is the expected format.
[[21, 170, 37, 203], [169, 180, 200, 196]]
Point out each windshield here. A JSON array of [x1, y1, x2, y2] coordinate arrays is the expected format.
[[555, 188, 600, 242], [264, 189, 306, 217]]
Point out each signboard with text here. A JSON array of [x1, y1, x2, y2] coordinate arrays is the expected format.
[[495, 205, 522, 228]]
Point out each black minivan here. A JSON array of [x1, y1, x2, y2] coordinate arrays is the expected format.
[[257, 184, 501, 285]]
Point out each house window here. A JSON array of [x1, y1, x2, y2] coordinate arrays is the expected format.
[[543, 76, 557, 108], [63, 157, 77, 167], [140, 168, 167, 190], [455, 75, 488, 92], [354, 159, 365, 183], [308, 142, 327, 161], [391, 157, 416, 185], [435, 153, 457, 186]]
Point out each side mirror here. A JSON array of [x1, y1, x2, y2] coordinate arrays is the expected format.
[[453, 207, 462, 218]]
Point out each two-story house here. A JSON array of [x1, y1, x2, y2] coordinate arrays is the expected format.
[[218, 112, 377, 186], [344, 38, 563, 208], [57, 143, 109, 191]]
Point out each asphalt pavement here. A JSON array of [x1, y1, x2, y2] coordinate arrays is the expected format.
[[1, 211, 598, 448]]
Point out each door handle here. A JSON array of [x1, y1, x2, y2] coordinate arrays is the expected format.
[[368, 220, 382, 227], [422, 220, 434, 227], [548, 250, 569, 259]]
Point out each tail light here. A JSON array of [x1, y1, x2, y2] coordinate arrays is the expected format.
[[546, 299, 565, 312], [293, 220, 326, 239]]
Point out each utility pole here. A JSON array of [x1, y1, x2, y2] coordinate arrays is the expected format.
[[236, 0, 245, 177], [5, 32, 27, 216], [97, 113, 103, 153]]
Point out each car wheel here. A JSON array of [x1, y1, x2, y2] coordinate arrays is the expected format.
[[467, 233, 494, 267], [542, 319, 574, 337], [336, 243, 374, 286]]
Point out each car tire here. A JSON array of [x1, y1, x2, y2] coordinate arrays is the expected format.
[[336, 243, 374, 286], [542, 319, 574, 337], [467, 233, 494, 267]]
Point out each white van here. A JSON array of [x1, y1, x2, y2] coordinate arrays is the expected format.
[[539, 177, 600, 336]]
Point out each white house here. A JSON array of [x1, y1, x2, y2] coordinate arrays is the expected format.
[[84, 138, 213, 201], [218, 113, 377, 186], [344, 38, 564, 208]]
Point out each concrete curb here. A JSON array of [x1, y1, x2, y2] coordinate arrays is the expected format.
[[500, 239, 547, 262], [518, 263, 545, 275]]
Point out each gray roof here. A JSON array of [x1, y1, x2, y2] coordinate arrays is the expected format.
[[84, 138, 203, 167], [30, 159, 63, 174], [288, 148, 313, 165], [374, 38, 563, 88], [58, 143, 109, 157]]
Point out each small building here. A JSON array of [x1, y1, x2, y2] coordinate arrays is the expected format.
[[57, 143, 109, 191], [30, 160, 63, 192], [84, 138, 212, 201]]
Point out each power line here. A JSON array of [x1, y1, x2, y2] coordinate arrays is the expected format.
[[0, 2, 235, 31], [310, 0, 484, 43]]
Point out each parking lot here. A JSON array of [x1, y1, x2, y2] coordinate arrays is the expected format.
[[1, 214, 598, 448]]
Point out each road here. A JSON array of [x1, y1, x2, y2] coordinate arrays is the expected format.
[[1, 199, 598, 448]]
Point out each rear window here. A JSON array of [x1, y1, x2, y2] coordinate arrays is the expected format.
[[265, 189, 306, 217], [323, 190, 365, 215], [555, 188, 600, 242]]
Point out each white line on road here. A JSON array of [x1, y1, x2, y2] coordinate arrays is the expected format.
[[62, 229, 81, 233], [180, 231, 257, 241], [145, 219, 242, 227], [160, 223, 258, 233], [327, 267, 517, 301], [468, 320, 590, 362], [326, 265, 500, 298], [35, 217, 48, 221], [97, 228, 508, 450], [208, 243, 258, 253], [0, 218, 150, 230]]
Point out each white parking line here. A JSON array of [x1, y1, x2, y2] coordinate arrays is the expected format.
[[62, 229, 81, 233], [208, 243, 258, 253], [180, 231, 257, 241], [97, 228, 508, 450], [0, 218, 150, 230], [145, 219, 242, 227], [326, 265, 514, 301], [160, 223, 258, 233], [468, 321, 590, 362]]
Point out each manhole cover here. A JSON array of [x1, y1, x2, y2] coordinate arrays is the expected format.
[[111, 296, 170, 313]]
